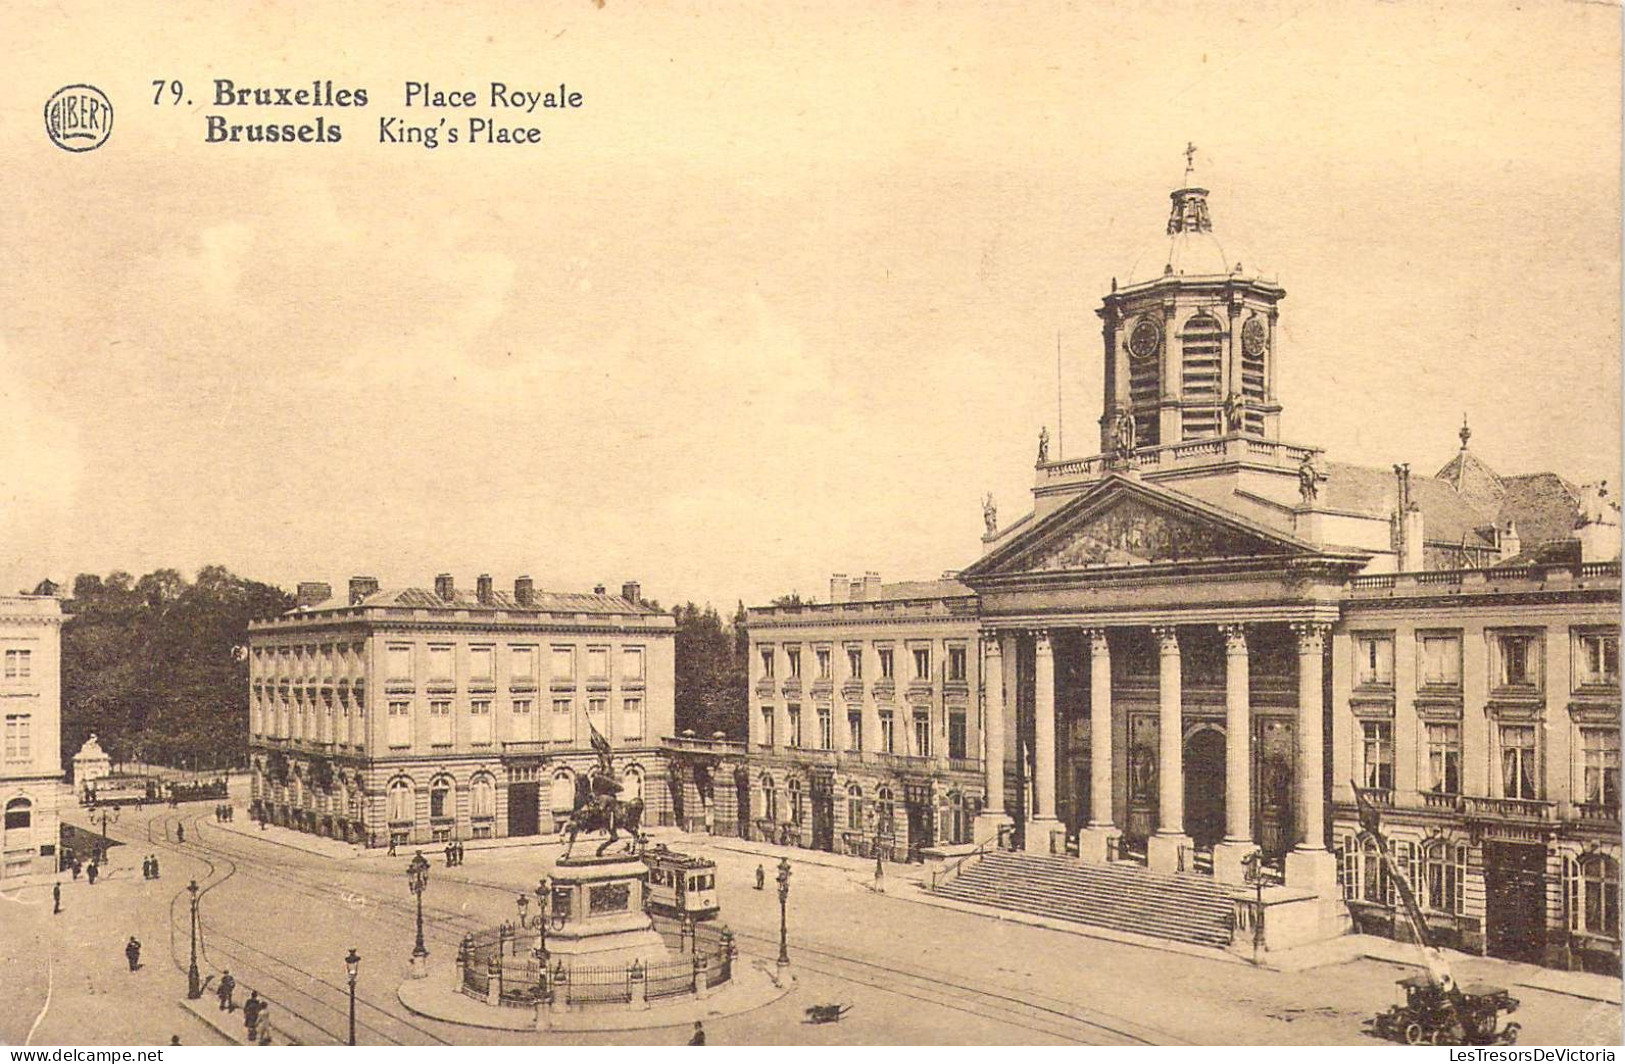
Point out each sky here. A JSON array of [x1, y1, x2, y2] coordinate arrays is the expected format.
[[1, 0, 1619, 610]]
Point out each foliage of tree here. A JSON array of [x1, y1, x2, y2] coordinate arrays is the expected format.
[[671, 601, 748, 739], [59, 566, 293, 770]]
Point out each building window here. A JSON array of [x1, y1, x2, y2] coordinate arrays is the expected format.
[[761, 775, 777, 822], [1568, 855, 1621, 938], [511, 699, 533, 741], [912, 712, 931, 757], [1341, 835, 1389, 904], [1420, 839, 1467, 915], [815, 649, 831, 681], [846, 784, 863, 829], [469, 646, 494, 683], [1499, 724, 1538, 799], [471, 776, 495, 820], [1576, 631, 1620, 688], [879, 710, 895, 754], [586, 648, 609, 682], [551, 647, 576, 681], [587, 697, 608, 733], [387, 779, 414, 823], [760, 706, 775, 747], [1360, 721, 1393, 790], [552, 698, 574, 742], [787, 705, 802, 748], [1419, 633, 1462, 687], [386, 645, 412, 681], [1492, 632, 1540, 689], [429, 778, 451, 820], [510, 646, 535, 683], [847, 648, 862, 680], [912, 648, 931, 681], [760, 648, 775, 680], [948, 647, 967, 682], [879, 649, 894, 680], [817, 707, 833, 750], [621, 697, 643, 741], [1426, 723, 1461, 795], [1582, 729, 1620, 809], [429, 700, 452, 746], [1179, 312, 1224, 438], [1355, 635, 1394, 687], [428, 646, 453, 682], [621, 646, 645, 681], [3, 649, 32, 679], [470, 699, 492, 745], [948, 712, 967, 760], [787, 648, 801, 680], [788, 778, 804, 825], [387, 701, 411, 747], [3, 714, 31, 762], [874, 786, 895, 835], [847, 711, 862, 752]]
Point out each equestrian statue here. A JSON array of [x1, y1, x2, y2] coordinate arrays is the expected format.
[[562, 722, 646, 859]]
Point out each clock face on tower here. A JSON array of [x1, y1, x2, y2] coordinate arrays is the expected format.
[[1128, 318, 1162, 361], [1242, 317, 1269, 359]]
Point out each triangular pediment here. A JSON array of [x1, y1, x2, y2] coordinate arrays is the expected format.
[[965, 476, 1314, 579]]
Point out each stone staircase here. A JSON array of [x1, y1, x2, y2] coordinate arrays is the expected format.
[[928, 849, 1236, 948]]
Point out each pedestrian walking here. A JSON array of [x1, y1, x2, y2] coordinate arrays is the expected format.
[[70, 857, 81, 880], [86, 861, 98, 886], [52, 881, 61, 914], [243, 991, 263, 1042], [226, 805, 234, 823], [874, 854, 885, 893], [444, 842, 453, 867], [754, 864, 765, 890], [688, 1020, 706, 1045], [456, 840, 465, 865], [176, 823, 185, 844], [151, 854, 161, 879], [142, 855, 151, 880], [125, 936, 141, 971], [386, 835, 397, 857], [218, 969, 237, 1011]]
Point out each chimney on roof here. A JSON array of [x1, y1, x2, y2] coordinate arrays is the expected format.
[[829, 573, 849, 604], [1498, 521, 1522, 563], [435, 573, 455, 602], [593, 582, 607, 596], [514, 576, 535, 607], [476, 573, 494, 605], [862, 571, 882, 601], [621, 580, 641, 604], [348, 576, 379, 605], [296, 582, 332, 609]]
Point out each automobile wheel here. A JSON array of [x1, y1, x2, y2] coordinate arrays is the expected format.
[[1503, 1024, 1521, 1046], [1405, 1023, 1426, 1046]]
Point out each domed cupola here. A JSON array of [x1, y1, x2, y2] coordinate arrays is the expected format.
[[1097, 147, 1286, 452]]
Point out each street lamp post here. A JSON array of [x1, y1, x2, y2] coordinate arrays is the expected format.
[[186, 880, 202, 999], [344, 948, 360, 1046], [775, 857, 792, 968], [406, 851, 430, 979], [517, 877, 553, 1000]]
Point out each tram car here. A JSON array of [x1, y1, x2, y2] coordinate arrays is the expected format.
[[86, 775, 159, 806], [642, 845, 720, 920]]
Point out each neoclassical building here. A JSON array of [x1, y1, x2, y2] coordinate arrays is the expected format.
[[1, 593, 64, 880], [695, 167, 1620, 970], [248, 574, 675, 848]]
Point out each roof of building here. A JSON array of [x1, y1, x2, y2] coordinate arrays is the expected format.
[[1495, 472, 1581, 548], [864, 577, 975, 602], [289, 586, 664, 617]]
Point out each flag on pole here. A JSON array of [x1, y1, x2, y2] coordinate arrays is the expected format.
[[588, 718, 612, 769]]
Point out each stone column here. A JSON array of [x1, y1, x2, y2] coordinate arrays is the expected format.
[[1286, 621, 1337, 901], [1147, 626, 1192, 873], [1025, 630, 1059, 853], [1078, 628, 1115, 864], [1214, 624, 1253, 884], [974, 634, 1010, 843]]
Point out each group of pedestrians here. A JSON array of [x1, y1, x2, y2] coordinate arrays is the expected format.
[[443, 839, 466, 866], [141, 854, 163, 879], [213, 804, 235, 823], [243, 990, 271, 1045]]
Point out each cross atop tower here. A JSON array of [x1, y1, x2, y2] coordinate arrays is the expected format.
[[1184, 141, 1198, 181]]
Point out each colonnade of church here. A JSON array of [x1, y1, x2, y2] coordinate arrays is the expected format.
[[979, 618, 1336, 886]]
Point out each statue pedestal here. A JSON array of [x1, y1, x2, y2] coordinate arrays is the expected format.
[[545, 853, 666, 968]]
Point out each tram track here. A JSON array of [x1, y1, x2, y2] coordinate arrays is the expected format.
[[143, 810, 454, 1046]]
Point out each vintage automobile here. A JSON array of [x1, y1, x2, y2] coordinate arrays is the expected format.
[[1367, 974, 1521, 1046]]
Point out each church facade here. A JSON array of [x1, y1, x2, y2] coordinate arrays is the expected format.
[[680, 168, 1620, 971]]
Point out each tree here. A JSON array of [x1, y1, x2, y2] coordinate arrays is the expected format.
[[671, 602, 748, 740], [59, 566, 293, 770]]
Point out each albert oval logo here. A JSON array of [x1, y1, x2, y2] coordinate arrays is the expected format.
[[45, 85, 113, 152]]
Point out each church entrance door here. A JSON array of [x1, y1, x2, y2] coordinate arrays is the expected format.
[[1184, 727, 1226, 851]]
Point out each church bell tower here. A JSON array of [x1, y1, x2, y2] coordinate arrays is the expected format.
[[1096, 148, 1287, 455]]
